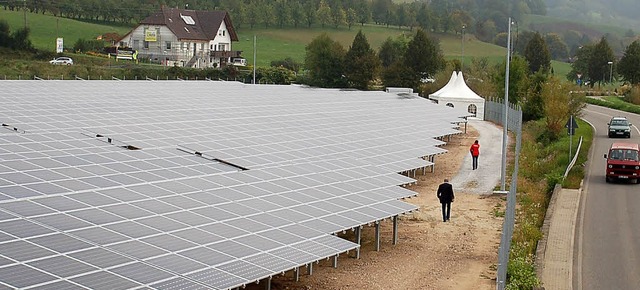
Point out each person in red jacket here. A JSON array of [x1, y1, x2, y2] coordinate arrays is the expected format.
[[470, 140, 480, 170]]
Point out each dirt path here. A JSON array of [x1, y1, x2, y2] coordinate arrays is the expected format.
[[267, 124, 504, 290]]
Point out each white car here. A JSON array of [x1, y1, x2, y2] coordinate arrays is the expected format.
[[49, 57, 73, 65]]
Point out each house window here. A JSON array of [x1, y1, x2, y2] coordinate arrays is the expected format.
[[181, 42, 186, 50], [133, 40, 139, 49], [200, 43, 204, 50], [143, 41, 149, 49], [223, 30, 226, 36], [218, 44, 227, 51], [165, 41, 171, 50]]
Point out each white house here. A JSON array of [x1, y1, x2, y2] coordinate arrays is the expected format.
[[118, 7, 241, 68]]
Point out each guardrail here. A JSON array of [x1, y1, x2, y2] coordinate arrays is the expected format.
[[563, 136, 583, 179]]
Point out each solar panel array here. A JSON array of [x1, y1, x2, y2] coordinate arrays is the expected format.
[[0, 81, 470, 289]]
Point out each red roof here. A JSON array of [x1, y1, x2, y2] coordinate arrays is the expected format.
[[139, 7, 238, 42]]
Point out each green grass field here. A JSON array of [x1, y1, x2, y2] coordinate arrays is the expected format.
[[0, 10, 132, 51]]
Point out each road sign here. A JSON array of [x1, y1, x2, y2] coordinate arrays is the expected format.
[[565, 115, 578, 135]]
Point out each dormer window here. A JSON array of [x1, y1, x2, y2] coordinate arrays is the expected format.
[[184, 27, 190, 33], [180, 14, 195, 25]]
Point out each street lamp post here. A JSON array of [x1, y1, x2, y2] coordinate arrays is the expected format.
[[461, 25, 466, 71], [608, 61, 613, 83]]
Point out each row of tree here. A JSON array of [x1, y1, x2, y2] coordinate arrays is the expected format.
[[302, 28, 444, 90], [566, 37, 640, 86], [3, 0, 546, 42]]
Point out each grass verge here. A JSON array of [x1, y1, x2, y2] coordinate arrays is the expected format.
[[586, 96, 640, 114], [507, 117, 593, 288]]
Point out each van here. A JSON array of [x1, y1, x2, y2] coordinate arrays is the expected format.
[[603, 142, 640, 183]]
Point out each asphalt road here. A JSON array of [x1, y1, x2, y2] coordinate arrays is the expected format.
[[576, 104, 640, 290]]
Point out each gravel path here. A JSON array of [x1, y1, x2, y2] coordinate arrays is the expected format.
[[452, 119, 506, 194]]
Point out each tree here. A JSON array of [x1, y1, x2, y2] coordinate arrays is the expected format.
[[378, 36, 408, 68], [303, 0, 317, 28], [403, 28, 446, 87], [0, 20, 10, 48], [588, 37, 615, 85], [273, 0, 291, 28], [344, 31, 381, 90], [330, 4, 346, 28], [524, 32, 551, 74], [346, 8, 357, 29], [541, 77, 586, 141], [522, 71, 547, 121], [617, 40, 640, 84], [354, 0, 371, 26], [382, 60, 415, 88], [290, 1, 304, 28], [544, 33, 569, 61], [492, 55, 529, 105], [304, 33, 347, 88], [567, 44, 593, 84], [259, 1, 276, 28], [317, 0, 332, 28]]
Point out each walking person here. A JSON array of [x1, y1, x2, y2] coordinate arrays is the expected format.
[[437, 178, 454, 222], [470, 140, 480, 170]]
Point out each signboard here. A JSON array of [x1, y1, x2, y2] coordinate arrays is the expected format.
[[56, 38, 63, 53], [144, 29, 157, 42], [565, 115, 578, 135]]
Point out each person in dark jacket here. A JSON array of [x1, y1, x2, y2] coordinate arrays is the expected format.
[[470, 140, 480, 170], [437, 178, 454, 222]]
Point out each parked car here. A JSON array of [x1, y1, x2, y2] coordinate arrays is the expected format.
[[49, 57, 73, 65], [607, 116, 632, 138], [231, 57, 247, 67]]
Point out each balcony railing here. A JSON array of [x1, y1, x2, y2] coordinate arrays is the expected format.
[[210, 50, 242, 58]]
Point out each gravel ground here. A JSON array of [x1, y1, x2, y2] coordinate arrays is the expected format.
[[247, 121, 506, 290]]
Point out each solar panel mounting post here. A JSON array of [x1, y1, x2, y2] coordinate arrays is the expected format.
[[307, 263, 313, 275], [265, 276, 272, 290], [354, 226, 362, 259], [332, 255, 338, 268], [393, 215, 399, 245], [375, 221, 381, 251], [294, 267, 300, 281]]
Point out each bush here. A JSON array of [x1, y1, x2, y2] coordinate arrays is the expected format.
[[622, 85, 640, 105], [73, 38, 106, 53], [270, 57, 302, 72], [506, 254, 540, 290]]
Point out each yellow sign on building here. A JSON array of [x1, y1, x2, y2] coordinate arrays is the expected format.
[[144, 29, 157, 42]]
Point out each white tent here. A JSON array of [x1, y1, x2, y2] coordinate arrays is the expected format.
[[429, 71, 485, 120]]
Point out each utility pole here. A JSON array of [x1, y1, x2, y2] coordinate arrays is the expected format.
[[500, 18, 513, 191], [461, 25, 465, 71], [23, 0, 27, 28]]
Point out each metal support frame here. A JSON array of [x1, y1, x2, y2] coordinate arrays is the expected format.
[[332, 255, 338, 268], [307, 263, 313, 275], [392, 215, 399, 245], [375, 221, 381, 251], [355, 226, 362, 259], [264, 276, 271, 290], [294, 267, 300, 282]]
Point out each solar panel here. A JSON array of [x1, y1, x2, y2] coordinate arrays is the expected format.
[[0, 81, 469, 289]]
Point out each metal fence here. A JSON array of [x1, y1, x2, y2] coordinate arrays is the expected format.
[[484, 98, 523, 290]]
